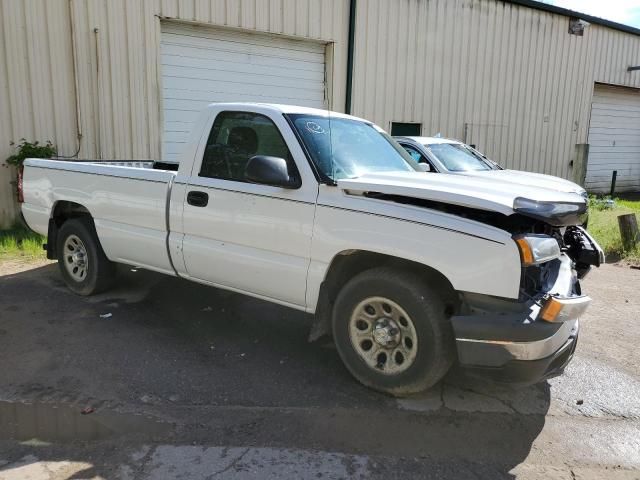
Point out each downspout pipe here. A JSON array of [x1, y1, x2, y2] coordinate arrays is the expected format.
[[345, 0, 356, 114], [65, 0, 83, 158]]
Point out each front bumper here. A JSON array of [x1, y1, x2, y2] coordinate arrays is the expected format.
[[455, 319, 579, 384], [452, 254, 587, 384]]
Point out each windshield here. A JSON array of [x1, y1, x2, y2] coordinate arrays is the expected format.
[[425, 143, 495, 172], [287, 114, 418, 181]]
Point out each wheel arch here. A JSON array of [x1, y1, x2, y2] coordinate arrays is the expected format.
[[308, 249, 459, 342], [46, 201, 94, 260]]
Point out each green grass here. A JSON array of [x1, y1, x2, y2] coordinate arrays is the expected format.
[[0, 224, 46, 260], [588, 195, 640, 263]]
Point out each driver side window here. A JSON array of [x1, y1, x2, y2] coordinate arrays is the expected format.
[[402, 145, 427, 163], [200, 111, 297, 182], [402, 144, 430, 166]]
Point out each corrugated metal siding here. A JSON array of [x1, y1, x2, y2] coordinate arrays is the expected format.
[[0, 0, 349, 227], [68, 0, 349, 163], [351, 0, 640, 183], [593, 27, 640, 89], [0, 0, 78, 228], [2, 0, 640, 227]]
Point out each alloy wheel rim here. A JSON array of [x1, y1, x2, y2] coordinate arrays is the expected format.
[[63, 234, 89, 282], [348, 297, 418, 375]]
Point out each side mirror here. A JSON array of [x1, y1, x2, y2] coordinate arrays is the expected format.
[[245, 155, 300, 189], [417, 163, 432, 172]]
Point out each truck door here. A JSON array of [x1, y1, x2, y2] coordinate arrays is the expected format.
[[181, 110, 317, 309]]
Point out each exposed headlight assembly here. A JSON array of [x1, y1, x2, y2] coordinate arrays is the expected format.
[[513, 197, 588, 226], [513, 234, 561, 266]]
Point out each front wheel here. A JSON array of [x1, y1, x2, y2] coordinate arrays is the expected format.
[[332, 268, 455, 396], [56, 218, 116, 296]]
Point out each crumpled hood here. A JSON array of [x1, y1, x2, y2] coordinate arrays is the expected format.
[[337, 171, 587, 216], [454, 169, 586, 196]]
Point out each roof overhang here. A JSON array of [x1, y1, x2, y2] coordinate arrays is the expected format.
[[501, 0, 640, 37]]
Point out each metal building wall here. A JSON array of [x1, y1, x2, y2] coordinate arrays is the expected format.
[[351, 0, 640, 181], [2, 0, 640, 227], [67, 0, 349, 162], [0, 0, 349, 227], [0, 0, 78, 228]]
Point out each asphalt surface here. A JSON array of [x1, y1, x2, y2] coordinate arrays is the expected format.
[[0, 261, 638, 479]]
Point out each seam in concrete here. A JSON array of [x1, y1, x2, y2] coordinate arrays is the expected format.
[[133, 445, 158, 480], [206, 448, 251, 479], [443, 385, 517, 414]]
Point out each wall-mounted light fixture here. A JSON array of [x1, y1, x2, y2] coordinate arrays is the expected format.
[[569, 17, 590, 36]]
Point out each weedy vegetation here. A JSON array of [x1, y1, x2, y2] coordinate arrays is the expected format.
[[588, 195, 640, 263], [0, 224, 46, 260]]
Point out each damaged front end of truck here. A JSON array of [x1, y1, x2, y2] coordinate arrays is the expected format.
[[439, 196, 603, 383], [337, 172, 604, 384]]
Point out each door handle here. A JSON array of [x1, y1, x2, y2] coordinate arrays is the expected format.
[[187, 190, 209, 207]]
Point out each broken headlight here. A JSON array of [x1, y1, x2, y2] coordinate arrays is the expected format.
[[513, 234, 561, 266]]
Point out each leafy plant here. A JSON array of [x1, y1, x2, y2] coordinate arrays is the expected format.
[[6, 139, 57, 168]]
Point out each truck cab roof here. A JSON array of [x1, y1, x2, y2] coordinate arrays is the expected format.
[[204, 102, 370, 124]]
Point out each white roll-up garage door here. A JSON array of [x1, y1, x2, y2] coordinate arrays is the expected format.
[[585, 84, 640, 193], [160, 23, 327, 162]]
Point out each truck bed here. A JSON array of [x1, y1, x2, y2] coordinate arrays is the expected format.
[[22, 158, 177, 275]]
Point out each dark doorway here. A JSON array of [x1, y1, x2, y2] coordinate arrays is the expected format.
[[391, 122, 422, 136]]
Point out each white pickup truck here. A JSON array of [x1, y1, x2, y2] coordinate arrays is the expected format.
[[21, 103, 604, 395]]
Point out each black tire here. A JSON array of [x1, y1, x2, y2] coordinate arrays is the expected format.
[[332, 267, 455, 396], [56, 217, 116, 296]]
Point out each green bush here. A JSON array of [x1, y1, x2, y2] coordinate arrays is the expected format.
[[6, 139, 57, 168]]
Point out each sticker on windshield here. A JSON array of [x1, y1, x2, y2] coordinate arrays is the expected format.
[[305, 121, 326, 134]]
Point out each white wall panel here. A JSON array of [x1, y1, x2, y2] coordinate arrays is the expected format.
[[160, 23, 327, 162], [586, 84, 640, 192]]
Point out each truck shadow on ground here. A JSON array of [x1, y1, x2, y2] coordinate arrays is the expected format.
[[0, 264, 551, 478]]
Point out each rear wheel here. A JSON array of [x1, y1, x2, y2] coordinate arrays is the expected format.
[[332, 268, 455, 396], [56, 218, 116, 295]]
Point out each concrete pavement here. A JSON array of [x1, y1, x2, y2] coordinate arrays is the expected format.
[[0, 262, 638, 479]]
